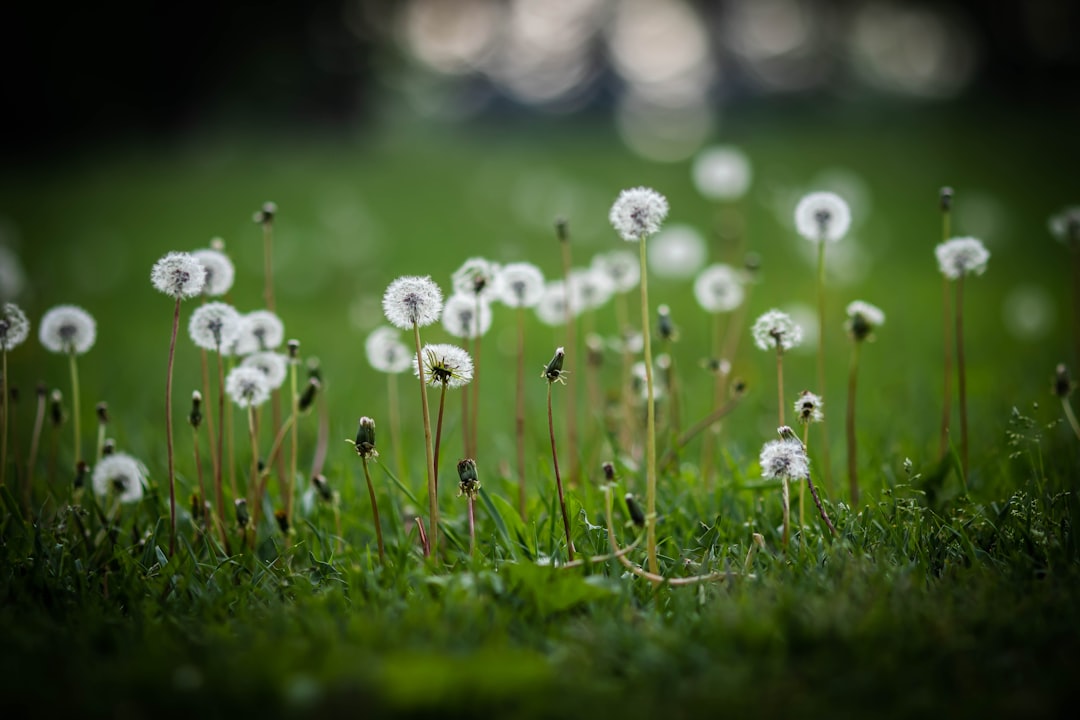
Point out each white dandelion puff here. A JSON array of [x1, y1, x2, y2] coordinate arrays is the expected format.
[[497, 262, 545, 308], [1048, 206, 1080, 247], [845, 300, 885, 342], [415, 343, 473, 389], [39, 305, 96, 355], [382, 275, 443, 330], [235, 310, 285, 355], [451, 258, 503, 301], [92, 452, 146, 504], [151, 251, 206, 299], [0, 245, 26, 300], [365, 326, 413, 374], [225, 365, 272, 408], [0, 302, 30, 351], [693, 264, 745, 314], [609, 186, 670, 242], [241, 351, 289, 390], [752, 309, 803, 352], [188, 302, 242, 352], [648, 225, 707, 279], [535, 281, 579, 327], [191, 248, 236, 297], [592, 250, 640, 293], [760, 437, 810, 481], [794, 391, 824, 424], [794, 191, 852, 243], [692, 146, 752, 201], [442, 293, 493, 339], [568, 267, 616, 312], [935, 236, 990, 279]]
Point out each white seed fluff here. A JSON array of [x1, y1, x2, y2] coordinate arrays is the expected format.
[[751, 309, 803, 352], [569, 267, 616, 312], [415, 343, 474, 389], [760, 438, 810, 480], [1048, 206, 1080, 247], [846, 300, 886, 328], [794, 191, 852, 243], [192, 248, 236, 297], [39, 305, 97, 355], [92, 452, 146, 504], [693, 264, 745, 314], [648, 224, 707, 279], [935, 236, 990, 280], [442, 293, 493, 339], [535, 281, 578, 327], [225, 365, 272, 408], [592, 250, 640, 293], [609, 186, 670, 242], [794, 391, 824, 424], [235, 310, 285, 355], [0, 302, 30, 351], [692, 146, 752, 200], [241, 351, 289, 390], [365, 326, 413, 374], [451, 257, 503, 300], [382, 275, 443, 329], [497, 262, 546, 308], [151, 251, 207, 299], [188, 302, 242, 352]]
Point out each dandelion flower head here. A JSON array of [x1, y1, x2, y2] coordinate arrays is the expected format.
[[192, 248, 236, 297], [188, 302, 242, 352], [235, 310, 285, 355], [40, 305, 96, 355], [225, 365, 272, 408], [92, 452, 145, 504], [452, 257, 503, 300], [751, 309, 803, 352], [365, 326, 413, 374], [794, 191, 852, 243], [497, 262, 545, 308], [609, 186, 669, 242], [648, 224, 707, 279], [241, 351, 289, 390], [382, 275, 443, 329], [694, 264, 745, 314], [569, 267, 615, 311], [935, 236, 989, 279], [442, 293, 493, 339], [760, 437, 810, 480], [151, 251, 206, 299], [846, 300, 885, 342], [415, 343, 473, 389], [794, 391, 824, 424], [692, 146, 752, 200], [0, 302, 30, 351], [592, 250, 640, 293], [535, 281, 579, 327], [1049, 206, 1080, 248]]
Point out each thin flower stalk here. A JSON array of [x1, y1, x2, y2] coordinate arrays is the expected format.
[[413, 324, 438, 557], [938, 188, 954, 457], [470, 295, 482, 458], [164, 296, 182, 556], [660, 385, 745, 469], [515, 307, 527, 519], [846, 341, 862, 504], [24, 384, 46, 513], [245, 407, 260, 549], [955, 276, 969, 486], [814, 241, 831, 490], [189, 393, 211, 536], [351, 418, 384, 564], [639, 233, 659, 573], [557, 220, 579, 487], [457, 458, 480, 557], [286, 343, 300, 529], [69, 351, 82, 467], [1, 348, 7, 488], [545, 347, 574, 561]]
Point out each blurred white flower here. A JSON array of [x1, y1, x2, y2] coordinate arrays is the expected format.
[[0, 302, 30, 351], [192, 248, 236, 297], [794, 192, 852, 243], [1048, 206, 1080, 247], [1002, 285, 1055, 342], [382, 275, 444, 329], [648, 224, 707, 279], [693, 264, 744, 313], [365, 327, 413, 374], [442, 293, 493, 339], [40, 305, 96, 355], [609, 186, 669, 242], [151, 252, 206, 299], [92, 452, 146, 504], [845, 300, 885, 342], [751, 309, 802, 352], [692, 146, 752, 200], [452, 257, 503, 301], [760, 438, 809, 480], [241, 351, 289, 390], [416, 343, 473, 389], [535, 281, 579, 326], [497, 262, 545, 308], [235, 310, 285, 355], [188, 302, 241, 352], [935, 237, 989, 280], [569, 267, 615, 311], [794, 391, 824, 424], [592, 250, 640, 293], [225, 365, 272, 408]]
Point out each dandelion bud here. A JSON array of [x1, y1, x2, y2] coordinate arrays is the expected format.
[[1054, 364, 1072, 399], [103, 438, 116, 456], [36, 383, 46, 399], [312, 473, 334, 502], [298, 377, 320, 413], [274, 508, 289, 534], [846, 301, 885, 342], [543, 347, 566, 384], [555, 217, 569, 243], [625, 493, 646, 527], [74, 460, 88, 489], [96, 402, 109, 425], [353, 417, 378, 459], [940, 186, 954, 212], [602, 461, 615, 482], [50, 390, 64, 427], [253, 201, 277, 225], [287, 339, 300, 361], [657, 305, 676, 341], [189, 390, 203, 428], [457, 458, 480, 500], [235, 498, 249, 528]]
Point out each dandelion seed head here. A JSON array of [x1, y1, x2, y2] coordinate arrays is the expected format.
[[39, 305, 96, 355], [365, 326, 413, 374], [609, 186, 669, 242], [92, 452, 145, 504], [452, 257, 503, 300], [241, 351, 289, 390], [569, 267, 616, 311], [693, 264, 745, 314], [496, 262, 545, 308], [225, 365, 272, 408], [692, 146, 752, 200], [151, 251, 206, 299], [415, 343, 473, 389], [794, 191, 852, 243], [846, 300, 885, 341], [191, 248, 236, 297], [535, 281, 579, 327], [760, 438, 810, 480], [0, 245, 26, 300], [382, 275, 443, 329], [1049, 206, 1080, 248], [0, 302, 30, 351], [751, 309, 802, 352], [442, 293, 493, 339], [794, 391, 824, 424], [188, 302, 242, 352], [935, 236, 989, 279], [592, 250, 640, 293], [235, 310, 285, 355], [648, 225, 707, 279]]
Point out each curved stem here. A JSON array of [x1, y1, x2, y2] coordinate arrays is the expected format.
[[846, 341, 861, 505], [433, 382, 448, 494], [639, 236, 659, 574], [806, 472, 838, 537], [362, 456, 385, 564], [25, 388, 45, 515], [548, 382, 574, 561], [1062, 398, 1080, 442], [412, 322, 438, 558], [286, 358, 299, 527], [165, 297, 181, 557]]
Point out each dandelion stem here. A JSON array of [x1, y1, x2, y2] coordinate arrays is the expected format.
[[806, 471, 838, 537], [639, 235, 659, 575], [955, 276, 969, 488], [846, 340, 862, 505], [433, 382, 448, 495], [1072, 249, 1080, 372], [68, 350, 81, 466], [214, 350, 229, 551], [559, 228, 579, 487], [461, 336, 471, 457], [515, 306, 527, 520], [939, 207, 954, 457], [286, 356, 299, 528], [95, 413, 106, 463], [815, 239, 833, 492], [261, 217, 275, 312], [468, 495, 476, 557], [700, 313, 725, 487], [412, 322, 439, 558], [164, 296, 181, 558], [387, 373, 405, 482], [1, 349, 8, 488], [782, 476, 790, 549], [191, 424, 209, 535], [225, 357, 238, 498], [246, 406, 260, 549], [800, 423, 809, 528], [1062, 398, 1080, 442], [200, 348, 219, 492], [25, 386, 45, 513], [660, 393, 744, 469], [471, 295, 482, 459], [361, 456, 385, 564], [615, 292, 635, 455], [776, 346, 786, 427], [548, 382, 574, 562]]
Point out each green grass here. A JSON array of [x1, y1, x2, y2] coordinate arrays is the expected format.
[[1, 106, 1079, 717]]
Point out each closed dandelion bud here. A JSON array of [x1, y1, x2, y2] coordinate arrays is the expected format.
[[1054, 364, 1072, 399], [312, 473, 334, 502], [189, 390, 203, 428], [795, 391, 824, 424], [457, 458, 480, 500], [235, 498, 249, 528], [103, 438, 116, 456], [74, 460, 88, 489], [96, 401, 108, 425], [543, 347, 566, 384], [353, 417, 378, 459], [602, 461, 615, 483], [625, 493, 646, 527], [298, 377, 320, 413], [845, 301, 885, 342], [657, 305, 676, 341], [253, 201, 277, 225], [287, 339, 300, 361], [555, 217, 569, 243], [274, 508, 289, 534], [940, 186, 954, 212], [50, 389, 64, 427]]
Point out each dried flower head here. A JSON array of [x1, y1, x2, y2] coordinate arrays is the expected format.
[[1049, 206, 1080, 248], [609, 186, 670, 242], [191, 248, 236, 297], [39, 305, 97, 355], [365, 326, 413, 374], [235, 310, 285, 355], [794, 391, 824, 424], [648, 225, 707, 279], [0, 302, 30, 351], [845, 300, 885, 342], [352, 416, 378, 459], [592, 250, 640, 293], [760, 436, 810, 481], [241, 351, 289, 390], [535, 281, 579, 327], [415, 343, 473, 389], [794, 191, 852, 243], [692, 146, 752, 200], [188, 302, 242, 352], [457, 457, 480, 500], [935, 237, 990, 279], [151, 251, 206, 299], [569, 267, 615, 311], [497, 262, 545, 308], [92, 452, 146, 504], [382, 275, 443, 329], [693, 264, 745, 314], [452, 257, 503, 300], [751, 310, 803, 352], [442, 293, 493, 339], [225, 365, 272, 408]]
